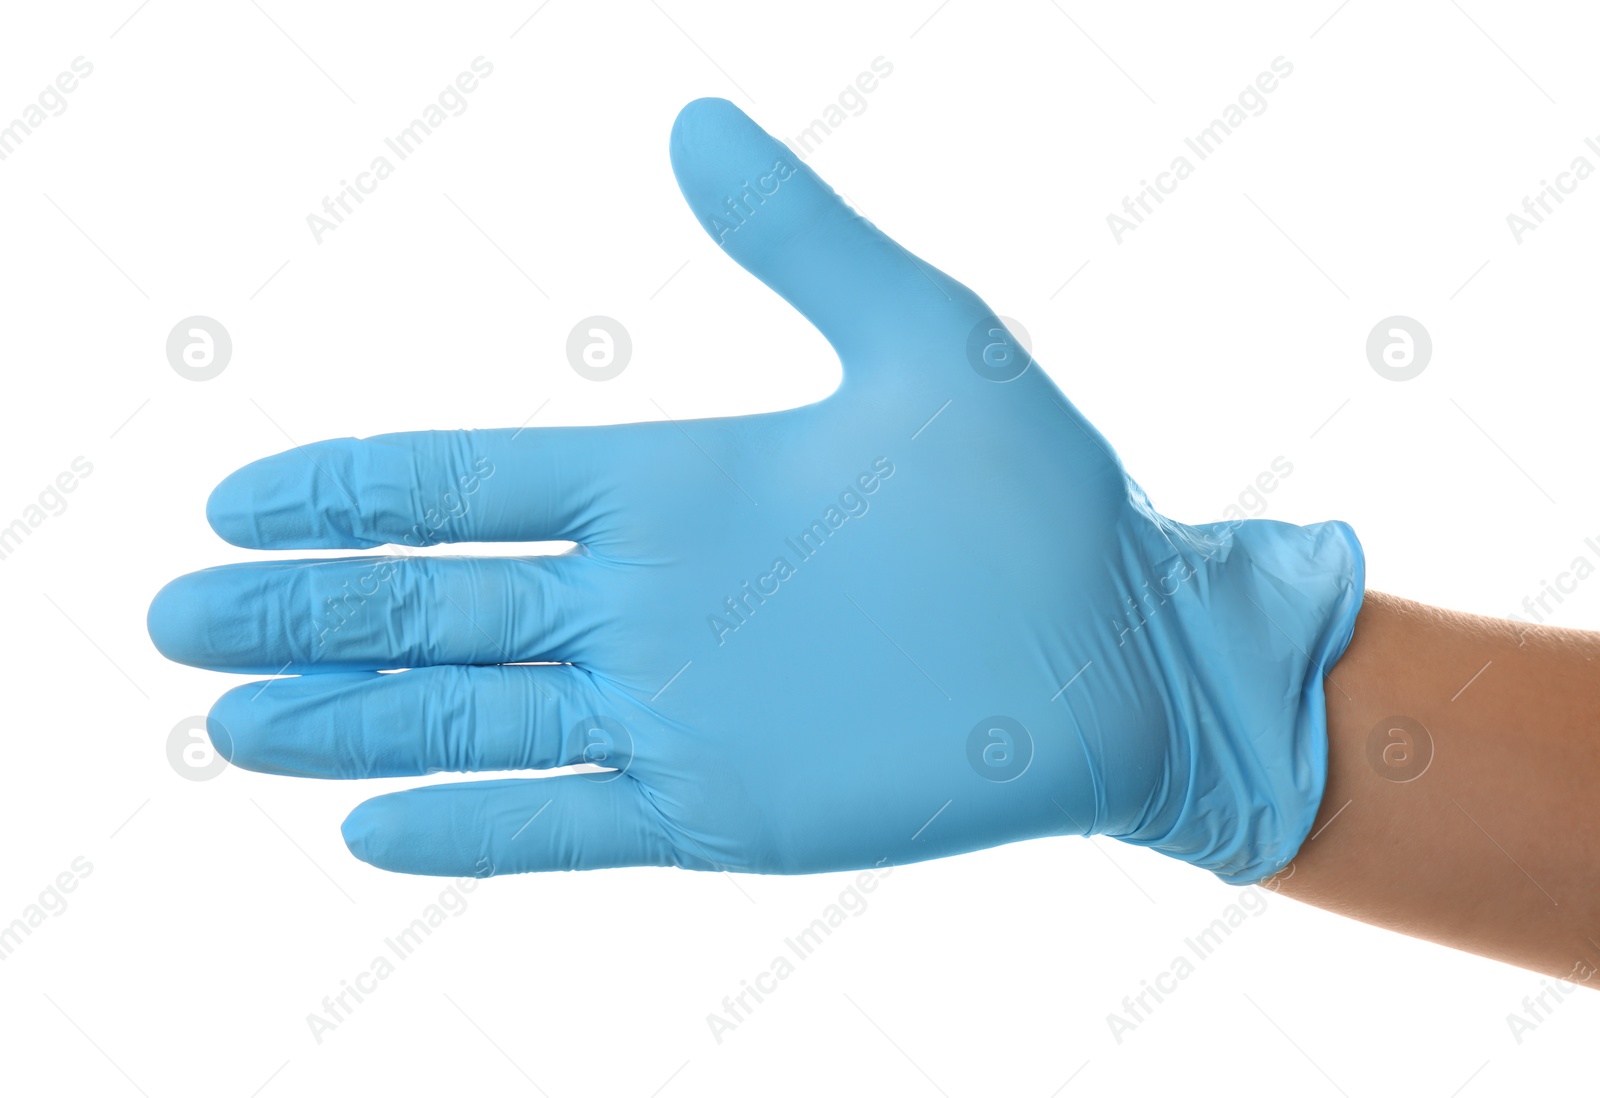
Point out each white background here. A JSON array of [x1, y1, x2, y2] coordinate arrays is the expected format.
[[2, 1, 1598, 1094]]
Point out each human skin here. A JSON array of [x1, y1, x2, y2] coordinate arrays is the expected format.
[[1266, 589, 1600, 987]]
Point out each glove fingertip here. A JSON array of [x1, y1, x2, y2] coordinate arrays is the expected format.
[[204, 467, 259, 548], [341, 798, 382, 866]]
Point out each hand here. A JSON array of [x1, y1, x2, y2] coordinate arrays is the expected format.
[[147, 98, 1362, 881]]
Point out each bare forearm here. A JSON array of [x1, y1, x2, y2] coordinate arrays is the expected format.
[[1268, 590, 1600, 984]]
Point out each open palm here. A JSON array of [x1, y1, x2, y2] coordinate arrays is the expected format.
[[150, 99, 1356, 883]]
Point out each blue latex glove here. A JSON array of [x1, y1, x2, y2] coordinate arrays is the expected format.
[[148, 99, 1363, 885]]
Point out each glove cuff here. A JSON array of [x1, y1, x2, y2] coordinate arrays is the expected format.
[[1110, 513, 1365, 884]]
